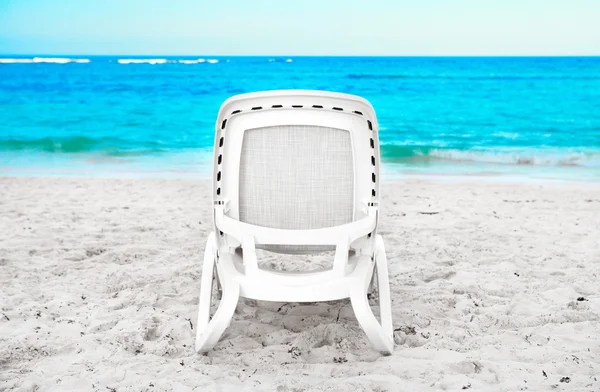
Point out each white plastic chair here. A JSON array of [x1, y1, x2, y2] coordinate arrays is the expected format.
[[195, 90, 394, 354]]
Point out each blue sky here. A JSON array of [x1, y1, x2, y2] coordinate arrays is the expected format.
[[1, 0, 599, 55]]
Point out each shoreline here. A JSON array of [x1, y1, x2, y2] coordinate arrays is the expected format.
[[2, 147, 599, 184], [1, 169, 599, 185]]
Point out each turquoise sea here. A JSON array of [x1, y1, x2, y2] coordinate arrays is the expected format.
[[1, 56, 599, 180]]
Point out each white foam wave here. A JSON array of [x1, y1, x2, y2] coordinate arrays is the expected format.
[[0, 57, 90, 64], [178, 58, 206, 64], [0, 57, 222, 65], [35, 57, 90, 64], [117, 59, 170, 64], [285, 59, 293, 63], [0, 58, 33, 63]]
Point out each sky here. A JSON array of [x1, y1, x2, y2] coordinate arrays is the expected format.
[[0, 0, 599, 56]]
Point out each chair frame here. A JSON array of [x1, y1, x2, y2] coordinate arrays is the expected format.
[[195, 90, 394, 354]]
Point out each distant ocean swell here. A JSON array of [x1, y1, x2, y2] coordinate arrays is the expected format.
[[347, 73, 600, 81], [0, 57, 91, 64], [116, 58, 220, 64], [0, 57, 220, 65], [0, 57, 294, 65], [2, 136, 598, 168]]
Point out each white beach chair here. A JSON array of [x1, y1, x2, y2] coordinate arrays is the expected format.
[[195, 90, 394, 354]]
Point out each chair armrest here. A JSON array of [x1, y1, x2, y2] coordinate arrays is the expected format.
[[215, 206, 377, 246]]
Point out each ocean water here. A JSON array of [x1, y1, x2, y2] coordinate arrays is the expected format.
[[1, 56, 599, 181]]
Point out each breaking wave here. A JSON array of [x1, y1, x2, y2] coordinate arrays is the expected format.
[[381, 145, 600, 168], [2, 136, 598, 169], [117, 58, 170, 64], [0, 136, 167, 155], [116, 58, 219, 64], [0, 57, 90, 64], [178, 59, 206, 64]]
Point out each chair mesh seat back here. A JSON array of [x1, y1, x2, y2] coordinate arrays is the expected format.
[[239, 125, 354, 253]]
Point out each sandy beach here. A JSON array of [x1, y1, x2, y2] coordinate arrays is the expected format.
[[1, 176, 599, 391]]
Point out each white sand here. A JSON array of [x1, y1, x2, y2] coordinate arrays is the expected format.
[[1, 177, 599, 391]]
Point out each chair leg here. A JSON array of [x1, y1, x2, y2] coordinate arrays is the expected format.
[[349, 235, 394, 354], [195, 232, 240, 353]]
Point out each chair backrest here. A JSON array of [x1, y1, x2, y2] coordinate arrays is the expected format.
[[213, 90, 381, 253]]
